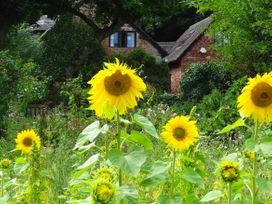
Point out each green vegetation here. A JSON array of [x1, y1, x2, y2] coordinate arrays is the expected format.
[[0, 1, 272, 204]]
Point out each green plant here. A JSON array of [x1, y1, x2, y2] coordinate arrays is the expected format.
[[5, 23, 44, 62], [180, 61, 233, 102]]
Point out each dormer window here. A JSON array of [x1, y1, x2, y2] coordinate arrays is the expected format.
[[109, 31, 136, 48]]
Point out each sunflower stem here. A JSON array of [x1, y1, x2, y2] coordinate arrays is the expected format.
[[1, 168, 3, 197], [228, 183, 232, 204], [171, 150, 176, 197], [252, 122, 259, 204], [116, 111, 122, 187]]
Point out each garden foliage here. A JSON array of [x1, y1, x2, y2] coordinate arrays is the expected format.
[[180, 61, 232, 101]]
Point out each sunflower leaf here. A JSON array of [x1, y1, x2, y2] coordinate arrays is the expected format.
[[129, 130, 153, 151], [108, 147, 146, 176], [181, 167, 205, 189], [74, 121, 106, 150], [200, 190, 223, 202], [218, 118, 244, 134], [133, 114, 159, 139]]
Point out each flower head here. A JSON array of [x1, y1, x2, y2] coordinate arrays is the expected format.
[[1, 159, 11, 169], [220, 161, 239, 183], [93, 167, 114, 182], [244, 149, 255, 159], [15, 129, 41, 154], [238, 72, 272, 123], [161, 116, 199, 152], [93, 180, 115, 204], [87, 58, 146, 119]]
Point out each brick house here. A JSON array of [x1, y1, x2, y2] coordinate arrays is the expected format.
[[103, 17, 217, 93], [34, 16, 216, 93], [164, 17, 217, 92]]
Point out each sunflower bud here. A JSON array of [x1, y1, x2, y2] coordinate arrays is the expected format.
[[93, 167, 114, 182], [243, 149, 255, 159], [1, 159, 10, 169], [93, 180, 115, 204], [220, 161, 239, 183]]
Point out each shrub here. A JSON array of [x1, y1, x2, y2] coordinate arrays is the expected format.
[[5, 23, 44, 62], [196, 77, 248, 141], [180, 61, 232, 102]]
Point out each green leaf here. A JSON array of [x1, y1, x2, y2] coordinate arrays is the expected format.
[[133, 114, 159, 139], [158, 194, 183, 204], [184, 194, 201, 204], [129, 130, 153, 151], [181, 167, 205, 189], [77, 153, 100, 170], [140, 161, 170, 186], [14, 157, 28, 175], [200, 190, 223, 202], [245, 138, 259, 152], [140, 173, 167, 187], [117, 185, 138, 204], [0, 195, 9, 203], [256, 177, 272, 192], [219, 118, 244, 134], [74, 121, 108, 150], [259, 142, 272, 155], [108, 147, 147, 176]]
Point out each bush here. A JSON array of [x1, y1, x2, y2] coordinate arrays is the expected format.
[[196, 77, 248, 140], [5, 23, 44, 62], [40, 15, 104, 83], [180, 61, 233, 102], [104, 48, 170, 91]]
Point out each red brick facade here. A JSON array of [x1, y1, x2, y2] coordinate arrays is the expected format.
[[170, 35, 218, 93]]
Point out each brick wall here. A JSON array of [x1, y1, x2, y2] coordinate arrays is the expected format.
[[102, 24, 162, 62], [170, 35, 218, 93]]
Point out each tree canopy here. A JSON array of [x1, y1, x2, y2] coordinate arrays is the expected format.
[[192, 0, 272, 72]]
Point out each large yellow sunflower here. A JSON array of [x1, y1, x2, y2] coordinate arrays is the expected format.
[[161, 116, 199, 152], [87, 58, 146, 119], [238, 72, 272, 123], [15, 129, 41, 154]]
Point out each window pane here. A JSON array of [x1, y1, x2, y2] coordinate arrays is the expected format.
[[126, 32, 136, 48], [110, 33, 119, 47]]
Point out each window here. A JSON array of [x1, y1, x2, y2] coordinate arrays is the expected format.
[[109, 31, 136, 48]]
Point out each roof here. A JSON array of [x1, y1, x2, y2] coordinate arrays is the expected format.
[[157, 42, 175, 53], [131, 23, 168, 57], [31, 15, 55, 31], [164, 17, 211, 63]]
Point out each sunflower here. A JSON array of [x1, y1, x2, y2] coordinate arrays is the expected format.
[[220, 161, 239, 183], [161, 116, 199, 152], [87, 58, 146, 119], [238, 72, 272, 123], [15, 129, 41, 154], [93, 180, 115, 204]]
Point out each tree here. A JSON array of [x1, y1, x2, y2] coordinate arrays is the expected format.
[[41, 0, 187, 39], [0, 0, 42, 47], [191, 0, 272, 72]]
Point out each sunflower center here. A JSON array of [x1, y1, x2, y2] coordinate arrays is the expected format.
[[174, 128, 185, 140], [104, 70, 131, 96], [251, 82, 272, 107], [23, 137, 33, 147]]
